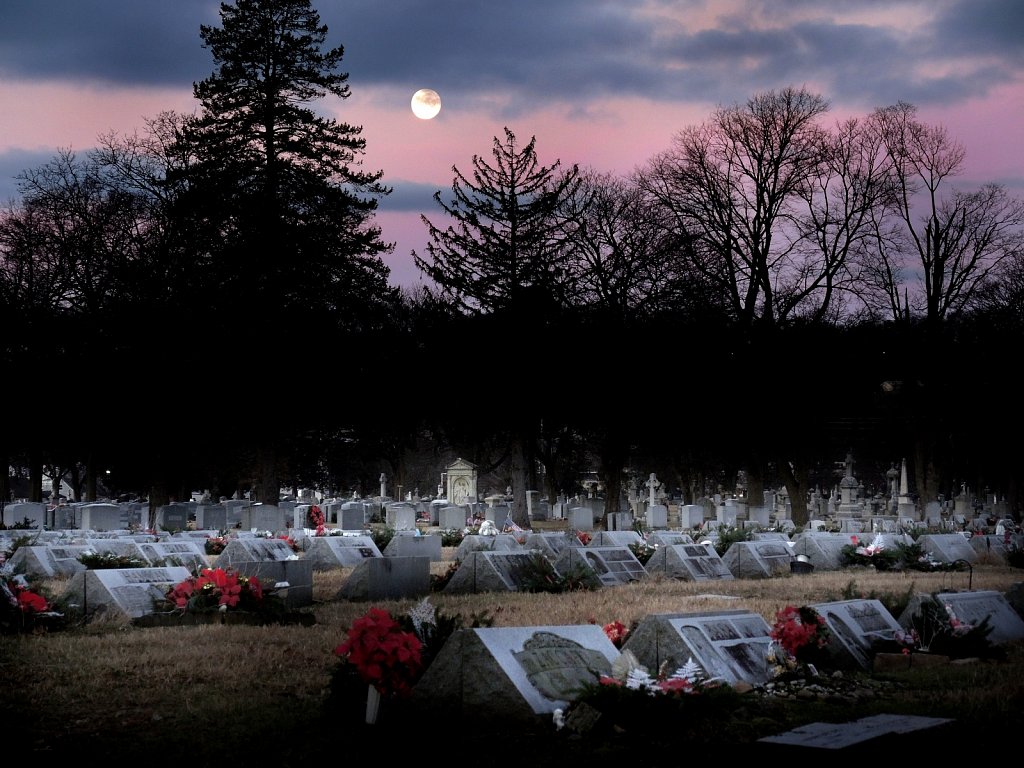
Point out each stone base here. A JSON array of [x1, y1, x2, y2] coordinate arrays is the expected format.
[[873, 652, 950, 673]]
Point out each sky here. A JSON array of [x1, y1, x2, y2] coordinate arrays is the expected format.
[[1, 0, 1022, 289]]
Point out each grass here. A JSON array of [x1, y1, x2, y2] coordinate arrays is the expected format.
[[2, 554, 1022, 764]]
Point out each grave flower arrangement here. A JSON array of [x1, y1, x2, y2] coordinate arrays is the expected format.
[[0, 574, 63, 634], [768, 604, 832, 673], [333, 606, 424, 698], [308, 504, 326, 536], [204, 535, 229, 556], [839, 535, 901, 570], [164, 566, 266, 613], [560, 651, 738, 736], [873, 594, 999, 660], [601, 619, 630, 648]]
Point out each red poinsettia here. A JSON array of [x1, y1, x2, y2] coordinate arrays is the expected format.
[[16, 586, 49, 613], [770, 605, 831, 660], [167, 567, 263, 612], [334, 607, 423, 698]]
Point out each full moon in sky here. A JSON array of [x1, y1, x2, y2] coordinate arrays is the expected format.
[[411, 88, 441, 119]]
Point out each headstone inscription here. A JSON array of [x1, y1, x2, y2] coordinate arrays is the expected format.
[[303, 535, 382, 571], [335, 556, 431, 601], [719, 540, 795, 579], [442, 551, 552, 594]]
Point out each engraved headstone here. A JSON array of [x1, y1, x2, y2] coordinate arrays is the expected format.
[[810, 599, 904, 670], [644, 543, 735, 581], [443, 550, 552, 594], [897, 590, 1024, 645], [335, 556, 431, 600], [553, 545, 647, 586], [719, 540, 794, 579], [409, 625, 618, 723], [62, 566, 194, 618], [303, 535, 382, 570], [621, 610, 775, 686]]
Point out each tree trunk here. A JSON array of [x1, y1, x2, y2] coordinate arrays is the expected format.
[[256, 443, 279, 506], [509, 435, 530, 528], [778, 461, 810, 527], [29, 450, 43, 503]]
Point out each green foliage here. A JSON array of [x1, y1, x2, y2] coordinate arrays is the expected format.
[[439, 528, 464, 547], [429, 561, 459, 592], [512, 552, 601, 593], [906, 594, 1000, 659], [628, 540, 657, 565], [369, 526, 395, 551], [712, 525, 752, 557], [78, 551, 149, 569]]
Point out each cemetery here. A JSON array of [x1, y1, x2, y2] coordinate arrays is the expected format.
[[2, 454, 1023, 761]]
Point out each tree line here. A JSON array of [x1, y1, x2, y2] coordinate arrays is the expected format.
[[2, 0, 1022, 526]]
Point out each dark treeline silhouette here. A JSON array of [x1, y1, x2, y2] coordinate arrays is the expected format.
[[2, 0, 1023, 526]]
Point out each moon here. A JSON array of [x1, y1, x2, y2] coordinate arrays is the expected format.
[[411, 88, 441, 119]]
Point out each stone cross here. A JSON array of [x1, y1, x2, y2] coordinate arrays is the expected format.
[[645, 473, 660, 507]]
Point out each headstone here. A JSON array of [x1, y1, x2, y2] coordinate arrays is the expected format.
[[566, 507, 594, 531], [442, 551, 551, 594], [621, 610, 775, 686], [385, 503, 417, 531], [552, 545, 647, 586], [438, 505, 466, 530], [746, 506, 770, 528], [62, 566, 194, 618], [645, 504, 668, 529], [7, 544, 90, 579], [335, 556, 431, 601], [383, 533, 443, 561], [339, 502, 366, 530], [647, 531, 695, 547], [241, 504, 287, 532], [80, 503, 125, 532], [810, 599, 904, 670], [454, 533, 524, 561], [3, 502, 47, 528], [916, 533, 978, 564], [196, 503, 229, 531], [719, 540, 794, 579], [215, 536, 311, 608], [678, 504, 705, 529], [523, 532, 582, 562], [644, 543, 735, 582], [897, 590, 1024, 646], [137, 540, 210, 572], [303, 535, 382, 570], [408, 625, 619, 724], [588, 530, 643, 548], [154, 503, 191, 532], [759, 713, 953, 750]]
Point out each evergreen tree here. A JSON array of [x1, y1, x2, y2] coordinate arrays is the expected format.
[[175, 0, 397, 503]]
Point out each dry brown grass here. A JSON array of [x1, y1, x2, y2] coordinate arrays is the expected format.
[[2, 560, 1021, 763]]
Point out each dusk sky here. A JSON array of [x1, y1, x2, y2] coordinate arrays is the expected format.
[[2, 0, 1022, 288]]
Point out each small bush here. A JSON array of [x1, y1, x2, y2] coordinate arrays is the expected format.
[[78, 551, 149, 569], [370, 525, 395, 551], [439, 528, 464, 547], [712, 525, 752, 557]]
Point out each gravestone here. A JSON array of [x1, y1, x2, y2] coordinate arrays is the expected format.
[[62, 566, 194, 618], [897, 590, 1024, 645], [621, 610, 775, 686], [241, 504, 287, 533], [810, 599, 904, 670], [196, 503, 229, 531], [137, 540, 210, 572], [566, 507, 594, 531], [155, 503, 191, 532], [82, 538, 149, 562], [383, 533, 443, 561], [3, 501, 46, 528], [746, 506, 770, 528], [553, 545, 647, 586], [7, 544, 90, 579], [335, 556, 431, 601], [454, 533, 524, 561], [409, 625, 619, 724], [339, 502, 366, 530], [523, 531, 582, 562], [438, 505, 465, 530], [916, 533, 978, 564], [645, 505, 668, 529], [759, 713, 954, 750], [303, 535, 382, 570], [678, 504, 705, 529], [644, 543, 734, 582], [442, 551, 551, 594], [970, 534, 1021, 563], [385, 503, 417, 531], [719, 540, 794, 579], [647, 531, 695, 547], [80, 503, 125, 532], [588, 530, 643, 548], [215, 537, 311, 608]]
